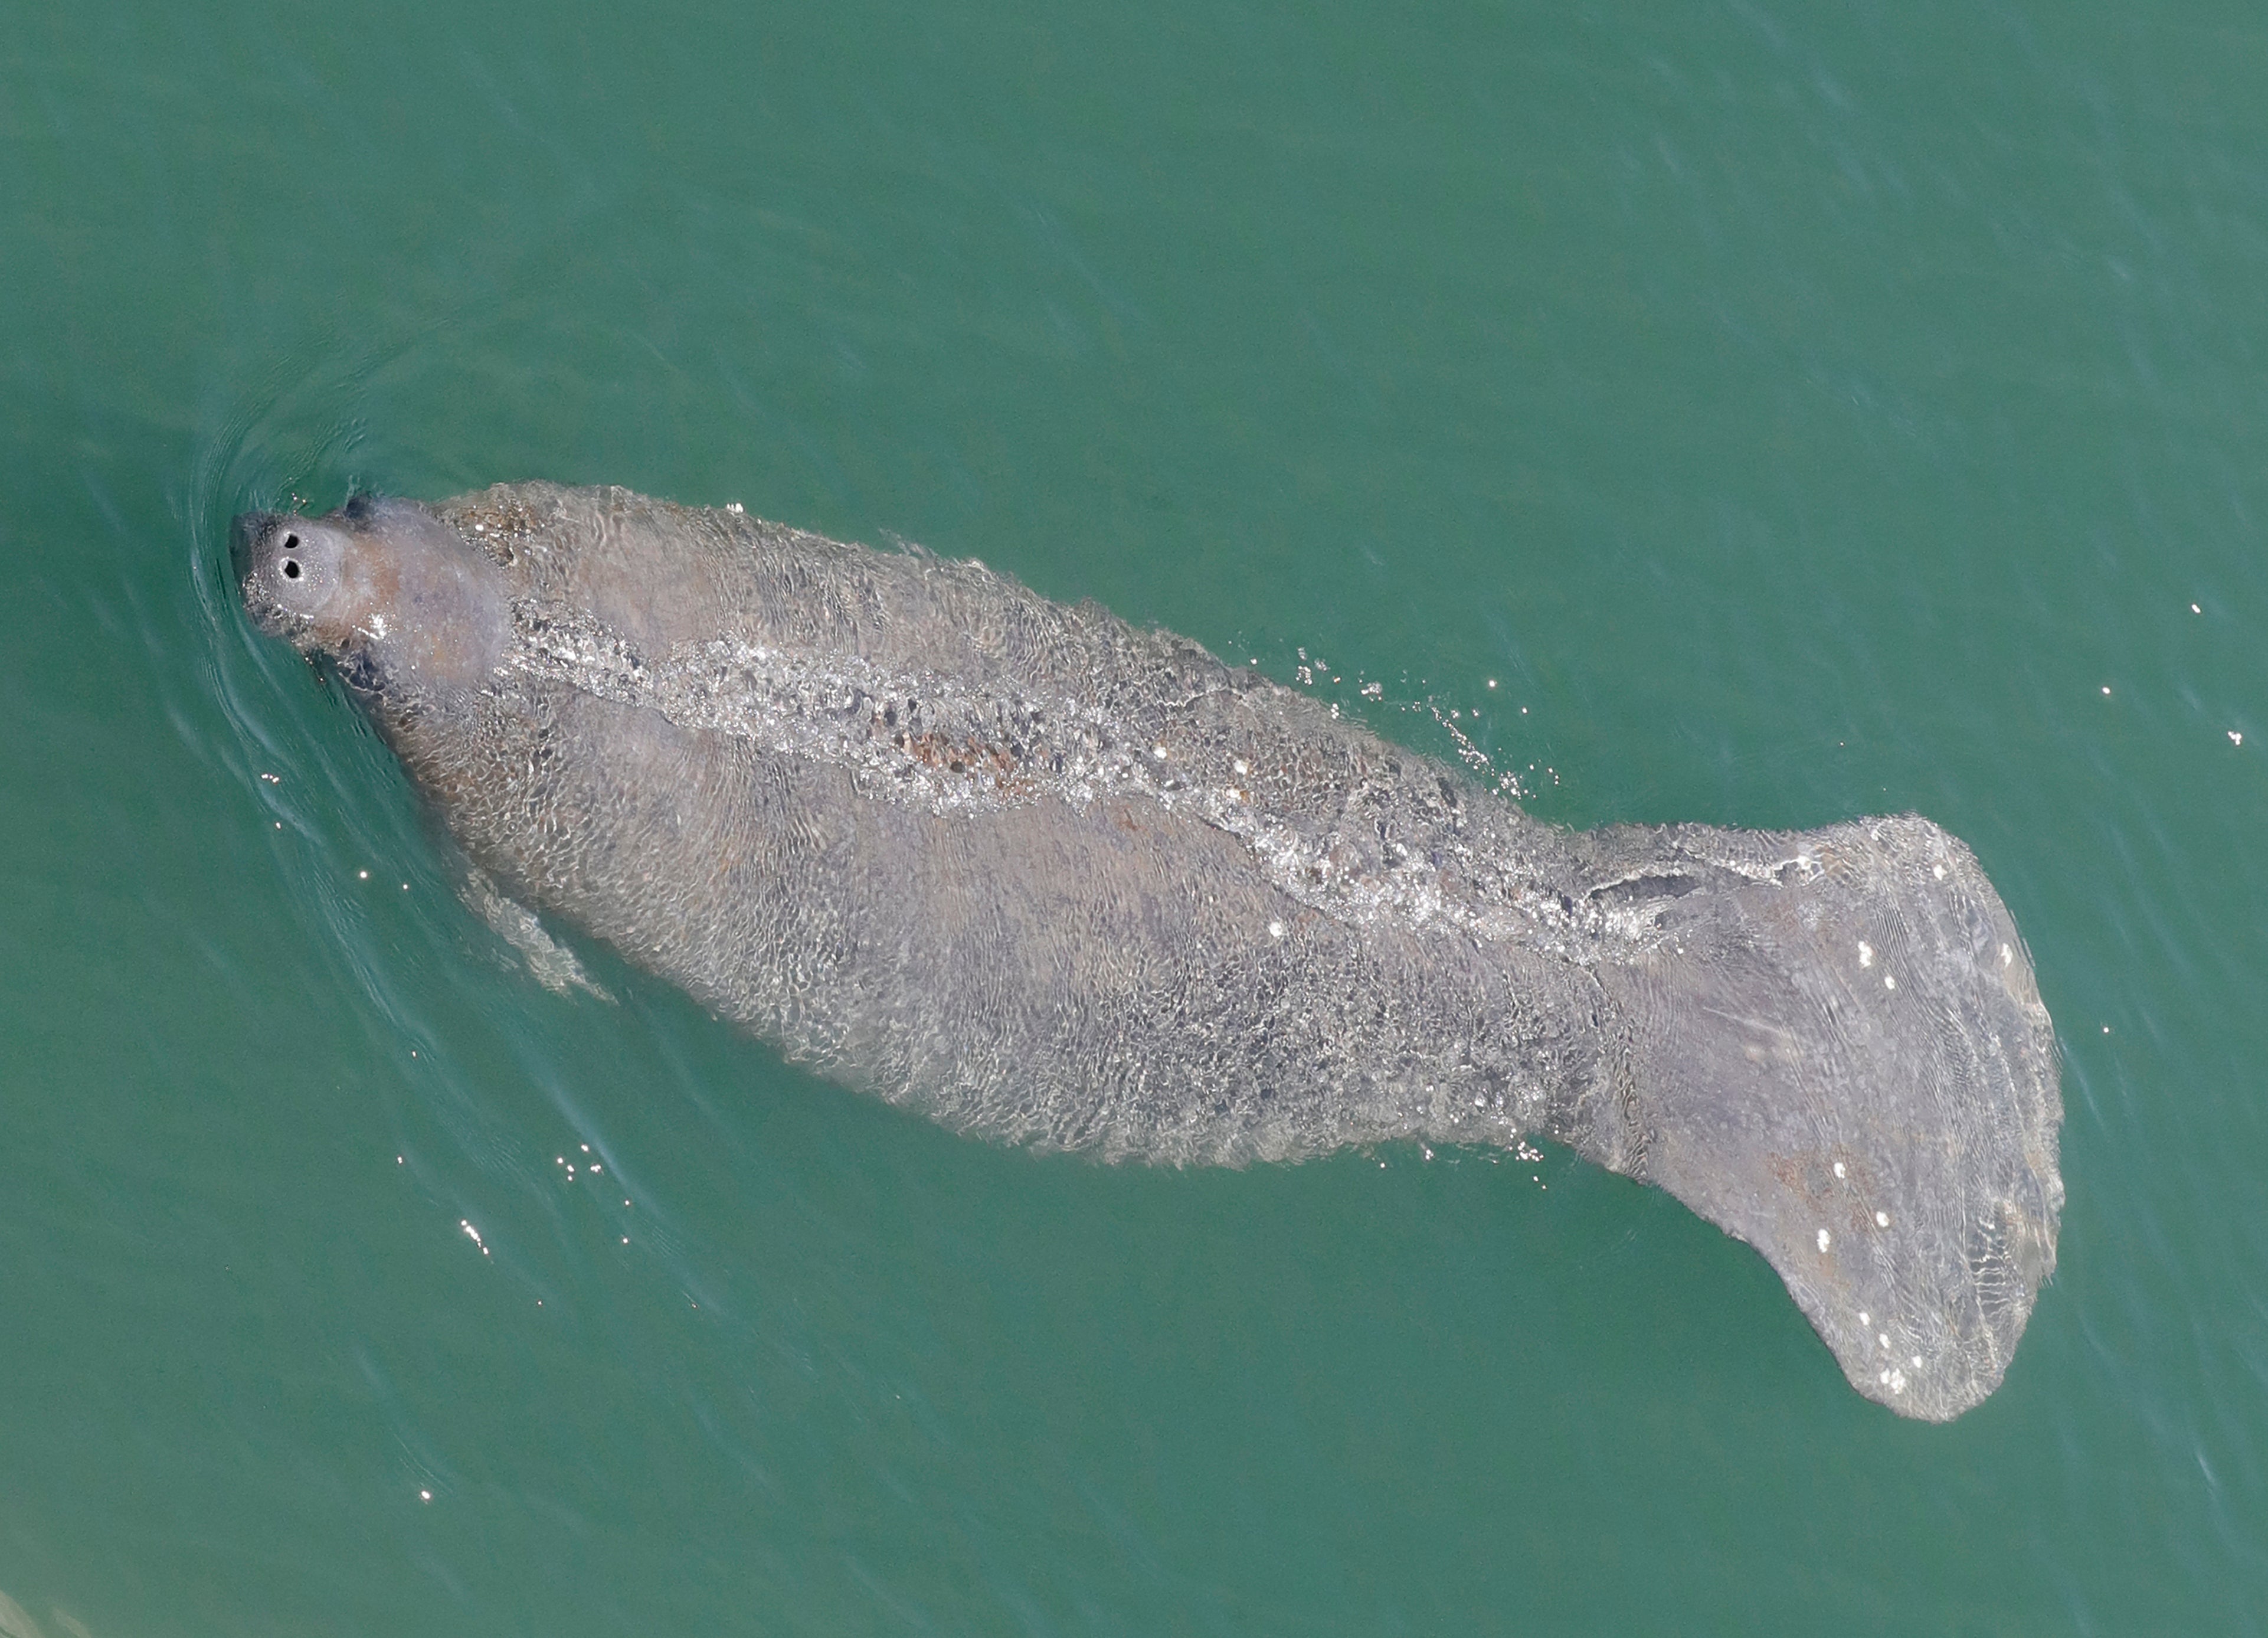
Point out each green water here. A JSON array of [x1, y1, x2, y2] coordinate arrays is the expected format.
[[4, 0, 2265, 1630]]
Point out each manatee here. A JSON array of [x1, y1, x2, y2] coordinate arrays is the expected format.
[[234, 483, 2063, 1420]]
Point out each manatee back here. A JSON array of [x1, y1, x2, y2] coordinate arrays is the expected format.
[[390, 483, 2061, 1420]]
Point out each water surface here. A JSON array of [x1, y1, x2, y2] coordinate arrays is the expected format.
[[5, 1, 2267, 1631]]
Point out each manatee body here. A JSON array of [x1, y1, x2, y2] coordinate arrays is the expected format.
[[235, 483, 2063, 1420]]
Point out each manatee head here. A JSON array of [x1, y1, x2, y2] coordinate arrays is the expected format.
[[234, 495, 509, 701]]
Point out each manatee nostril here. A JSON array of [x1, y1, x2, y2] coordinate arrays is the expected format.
[[281, 558, 302, 580]]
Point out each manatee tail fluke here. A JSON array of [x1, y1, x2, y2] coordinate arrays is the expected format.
[[1562, 815, 2063, 1420]]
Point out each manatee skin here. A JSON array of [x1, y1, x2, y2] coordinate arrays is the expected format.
[[235, 483, 2063, 1420]]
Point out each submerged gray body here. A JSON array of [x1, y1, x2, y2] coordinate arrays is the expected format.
[[236, 483, 2063, 1420]]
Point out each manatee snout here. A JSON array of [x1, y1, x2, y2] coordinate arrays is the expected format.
[[233, 496, 511, 694], [234, 509, 357, 640]]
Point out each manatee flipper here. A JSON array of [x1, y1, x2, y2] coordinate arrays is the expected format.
[[0, 1589, 47, 1638], [459, 868, 614, 1003], [1562, 815, 2062, 1421]]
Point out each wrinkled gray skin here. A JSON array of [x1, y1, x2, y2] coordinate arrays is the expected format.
[[235, 483, 2063, 1420]]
